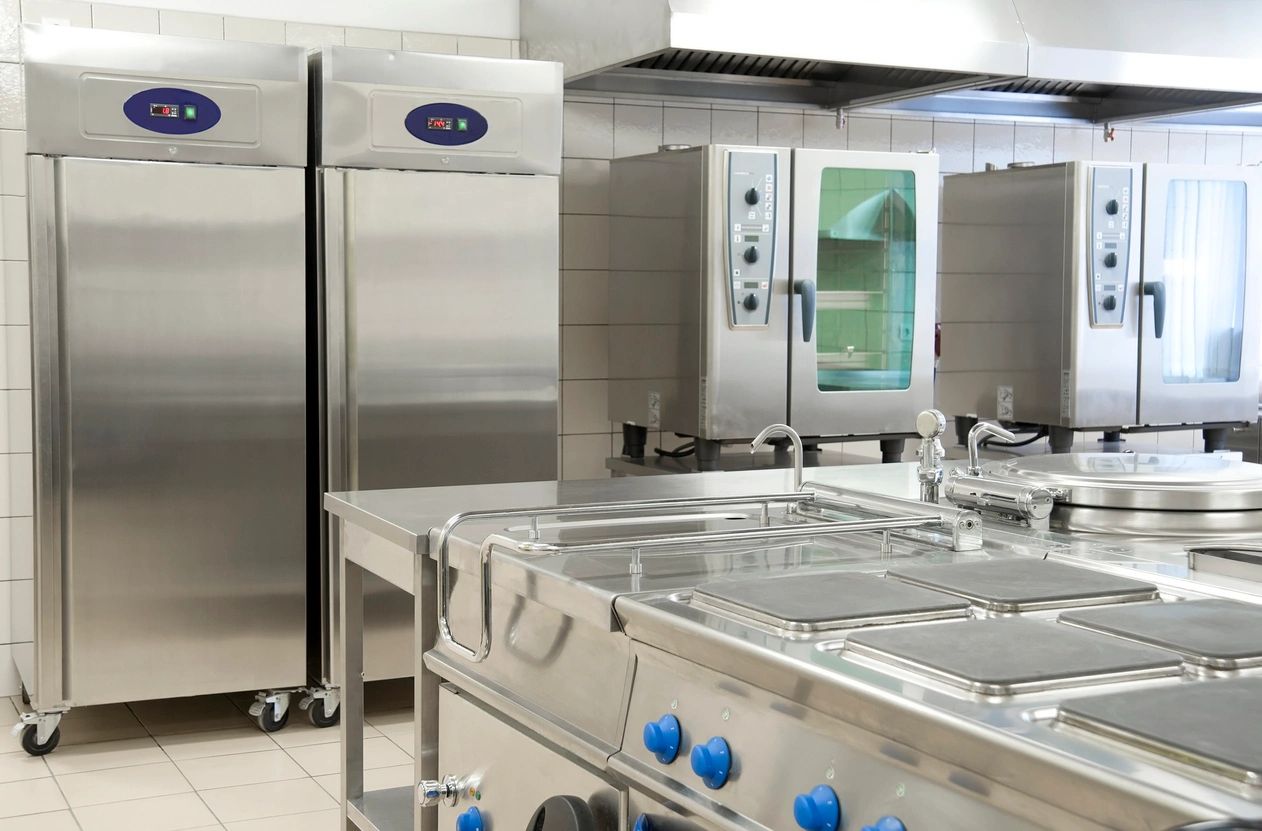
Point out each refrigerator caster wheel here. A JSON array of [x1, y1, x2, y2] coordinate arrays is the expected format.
[[308, 703, 339, 728], [256, 705, 289, 733], [20, 724, 60, 756]]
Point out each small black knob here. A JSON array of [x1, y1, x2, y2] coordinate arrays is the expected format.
[[745, 187, 759, 205], [1102, 295, 1117, 311], [743, 245, 759, 264], [1103, 252, 1118, 268], [1104, 199, 1119, 215], [743, 294, 759, 311]]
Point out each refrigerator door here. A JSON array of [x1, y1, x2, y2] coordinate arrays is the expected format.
[[31, 156, 307, 706], [1138, 164, 1262, 425], [789, 149, 939, 438], [328, 167, 558, 681]]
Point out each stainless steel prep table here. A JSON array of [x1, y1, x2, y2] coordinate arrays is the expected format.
[[324, 461, 1262, 831]]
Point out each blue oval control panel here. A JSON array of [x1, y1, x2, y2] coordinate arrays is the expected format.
[[123, 87, 221, 135], [405, 102, 488, 146]]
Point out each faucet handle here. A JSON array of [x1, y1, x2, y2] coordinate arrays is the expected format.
[[916, 409, 946, 439]]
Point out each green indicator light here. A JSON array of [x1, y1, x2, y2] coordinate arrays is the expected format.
[[456, 118, 468, 132], [182, 105, 197, 121]]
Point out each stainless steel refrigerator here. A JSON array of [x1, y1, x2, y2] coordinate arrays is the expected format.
[[15, 26, 309, 753], [311, 47, 561, 693]]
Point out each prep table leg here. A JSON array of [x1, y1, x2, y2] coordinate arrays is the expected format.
[[416, 551, 438, 831], [340, 547, 365, 829]]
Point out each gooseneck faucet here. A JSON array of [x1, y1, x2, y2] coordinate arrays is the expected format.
[[915, 409, 947, 503], [967, 420, 1018, 476], [751, 423, 804, 498]]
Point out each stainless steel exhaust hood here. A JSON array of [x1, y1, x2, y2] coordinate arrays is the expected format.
[[522, 0, 1262, 126]]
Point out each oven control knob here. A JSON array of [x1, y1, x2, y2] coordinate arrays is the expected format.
[[743, 245, 759, 264], [690, 736, 732, 789], [793, 784, 841, 831], [1102, 295, 1117, 312], [455, 807, 483, 831], [745, 187, 760, 205], [861, 817, 906, 831], [642, 714, 681, 764], [743, 294, 760, 312], [1105, 198, 1119, 215], [1103, 252, 1118, 268]]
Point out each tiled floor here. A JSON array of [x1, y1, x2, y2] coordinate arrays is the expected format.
[[1, 684, 413, 830]]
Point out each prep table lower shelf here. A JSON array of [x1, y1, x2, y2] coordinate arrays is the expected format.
[[349, 787, 414, 831]]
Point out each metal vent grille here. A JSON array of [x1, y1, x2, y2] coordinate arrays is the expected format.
[[629, 49, 969, 89]]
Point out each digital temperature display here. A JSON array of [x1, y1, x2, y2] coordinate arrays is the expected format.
[[426, 116, 470, 132], [149, 103, 197, 121]]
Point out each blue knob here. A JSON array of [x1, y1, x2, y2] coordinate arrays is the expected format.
[[456, 807, 483, 831], [634, 814, 652, 831], [689, 736, 732, 789], [642, 714, 681, 764], [861, 817, 906, 831], [793, 785, 841, 831]]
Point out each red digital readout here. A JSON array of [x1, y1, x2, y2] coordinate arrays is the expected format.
[[426, 116, 454, 131]]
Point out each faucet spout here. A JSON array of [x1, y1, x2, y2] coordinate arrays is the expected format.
[[967, 421, 1018, 476], [751, 423, 804, 495]]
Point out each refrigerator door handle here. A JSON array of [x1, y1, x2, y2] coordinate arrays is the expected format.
[[1143, 281, 1166, 339], [793, 278, 817, 342]]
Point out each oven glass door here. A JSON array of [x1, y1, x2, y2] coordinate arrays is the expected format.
[[789, 149, 938, 438], [1137, 164, 1262, 425]]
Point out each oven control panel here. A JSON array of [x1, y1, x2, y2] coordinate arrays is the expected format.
[[727, 151, 778, 327], [1089, 167, 1133, 328]]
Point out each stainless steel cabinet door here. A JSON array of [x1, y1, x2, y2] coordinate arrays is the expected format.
[[343, 168, 559, 489], [34, 157, 307, 705], [789, 150, 938, 438], [1138, 164, 1262, 425]]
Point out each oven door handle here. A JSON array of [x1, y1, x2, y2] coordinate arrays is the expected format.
[[793, 278, 817, 342], [1143, 281, 1166, 339]]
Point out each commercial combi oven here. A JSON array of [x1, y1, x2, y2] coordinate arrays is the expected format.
[[938, 161, 1262, 452], [608, 145, 939, 465]]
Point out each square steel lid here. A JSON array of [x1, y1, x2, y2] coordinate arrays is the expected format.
[[1060, 599, 1262, 669], [1059, 679, 1262, 784], [692, 571, 971, 633], [844, 617, 1183, 695], [885, 559, 1159, 612]]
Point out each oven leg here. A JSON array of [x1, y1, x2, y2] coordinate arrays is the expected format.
[[1049, 426, 1074, 454], [953, 415, 977, 447], [695, 438, 721, 470], [1203, 426, 1230, 453], [620, 423, 647, 459], [879, 438, 906, 463]]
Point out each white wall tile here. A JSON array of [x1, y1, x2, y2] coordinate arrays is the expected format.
[[0, 260, 27, 325], [510, 39, 520, 59], [1013, 123, 1053, 165], [0, 389, 30, 452], [1205, 132, 1243, 165], [0, 516, 33, 580], [562, 101, 613, 160], [0, 580, 10, 643], [1, 325, 29, 390], [91, 3, 157, 32], [891, 118, 932, 153], [1244, 134, 1262, 165], [803, 113, 846, 149], [757, 110, 802, 147], [710, 108, 756, 145], [560, 158, 608, 215], [22, 0, 90, 27], [972, 121, 1014, 171], [285, 21, 344, 48], [560, 379, 609, 434], [662, 106, 709, 147], [158, 9, 221, 39], [933, 120, 975, 173], [560, 325, 608, 380], [1168, 131, 1207, 164], [0, 452, 32, 516], [1130, 129, 1169, 162], [847, 116, 891, 151], [0, 129, 23, 196], [6, 579, 30, 643], [402, 31, 458, 54], [0, 0, 19, 62], [222, 15, 284, 44], [561, 214, 608, 270], [1092, 127, 1131, 162], [345, 27, 401, 50], [0, 62, 23, 131], [613, 103, 662, 158], [0, 644, 17, 696], [561, 271, 607, 325], [457, 35, 510, 58], [1052, 125, 1092, 162], [561, 433, 612, 480], [0, 195, 24, 260]]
